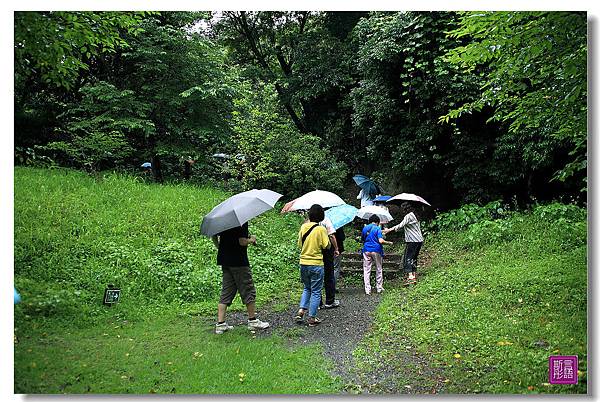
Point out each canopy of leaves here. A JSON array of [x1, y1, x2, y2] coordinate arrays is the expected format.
[[14, 11, 148, 90], [442, 11, 587, 189]]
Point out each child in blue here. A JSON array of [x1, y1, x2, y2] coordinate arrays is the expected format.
[[361, 215, 393, 295]]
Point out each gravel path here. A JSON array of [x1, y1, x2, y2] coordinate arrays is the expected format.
[[223, 273, 447, 394]]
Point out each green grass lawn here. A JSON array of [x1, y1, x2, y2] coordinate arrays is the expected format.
[[14, 309, 341, 394], [14, 167, 340, 394], [354, 207, 587, 394]]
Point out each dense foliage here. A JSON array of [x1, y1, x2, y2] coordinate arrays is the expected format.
[[443, 12, 587, 190], [15, 11, 587, 206], [227, 83, 347, 197]]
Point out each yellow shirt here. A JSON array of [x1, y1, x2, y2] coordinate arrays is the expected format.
[[298, 222, 330, 266]]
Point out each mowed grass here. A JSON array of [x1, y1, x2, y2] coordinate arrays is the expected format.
[[14, 167, 340, 394], [354, 208, 587, 394], [14, 312, 341, 394]]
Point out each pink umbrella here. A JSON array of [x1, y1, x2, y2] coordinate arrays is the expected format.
[[388, 193, 431, 206]]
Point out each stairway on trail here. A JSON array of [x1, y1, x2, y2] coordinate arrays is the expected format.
[[341, 252, 403, 275]]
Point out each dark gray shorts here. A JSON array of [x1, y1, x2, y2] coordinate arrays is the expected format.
[[219, 265, 256, 306]]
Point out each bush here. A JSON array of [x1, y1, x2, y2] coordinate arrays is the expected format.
[[533, 202, 586, 223], [429, 200, 510, 232]]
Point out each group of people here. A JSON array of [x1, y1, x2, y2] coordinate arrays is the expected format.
[[210, 198, 423, 333]]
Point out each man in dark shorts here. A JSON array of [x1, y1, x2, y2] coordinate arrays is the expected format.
[[211, 222, 270, 334]]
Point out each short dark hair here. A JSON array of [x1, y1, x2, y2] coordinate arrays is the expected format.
[[401, 201, 414, 214], [368, 214, 381, 224], [308, 204, 325, 223]]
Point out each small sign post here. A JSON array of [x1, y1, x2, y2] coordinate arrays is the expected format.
[[103, 284, 121, 306]]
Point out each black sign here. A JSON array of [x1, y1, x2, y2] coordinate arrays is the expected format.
[[103, 288, 121, 305]]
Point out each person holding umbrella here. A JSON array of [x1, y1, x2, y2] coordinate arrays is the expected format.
[[353, 175, 383, 208], [211, 223, 270, 334], [383, 202, 424, 286], [294, 204, 331, 326], [319, 214, 340, 309], [201, 189, 282, 334], [325, 204, 357, 287]]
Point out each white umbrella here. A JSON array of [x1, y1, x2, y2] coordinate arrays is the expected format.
[[387, 193, 431, 206], [286, 190, 345, 211], [200, 189, 283, 237], [356, 205, 394, 224]]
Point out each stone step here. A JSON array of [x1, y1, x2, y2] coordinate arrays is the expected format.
[[343, 252, 403, 262], [341, 260, 402, 273]]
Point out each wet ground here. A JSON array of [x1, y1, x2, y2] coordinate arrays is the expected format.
[[220, 275, 447, 394]]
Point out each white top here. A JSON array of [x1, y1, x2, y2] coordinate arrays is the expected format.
[[320, 217, 336, 235], [357, 189, 374, 208], [389, 212, 423, 242]]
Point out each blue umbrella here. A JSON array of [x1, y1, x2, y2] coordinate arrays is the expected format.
[[325, 204, 358, 230], [141, 162, 152, 168], [373, 195, 392, 203], [352, 174, 381, 197]]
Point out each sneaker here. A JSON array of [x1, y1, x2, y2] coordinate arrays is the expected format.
[[307, 317, 322, 327], [215, 322, 233, 334], [247, 318, 270, 330], [294, 310, 305, 323], [323, 300, 341, 309], [377, 288, 385, 294]]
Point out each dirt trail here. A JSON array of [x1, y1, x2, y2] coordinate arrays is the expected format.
[[224, 262, 448, 394]]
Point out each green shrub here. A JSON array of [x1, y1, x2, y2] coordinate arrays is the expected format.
[[430, 200, 510, 232], [533, 202, 586, 223]]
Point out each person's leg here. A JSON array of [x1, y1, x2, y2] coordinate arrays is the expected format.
[[363, 252, 373, 294], [218, 266, 236, 323], [407, 242, 422, 280], [216, 267, 236, 333], [333, 254, 342, 283], [404, 243, 419, 282], [231, 266, 269, 329], [403, 244, 411, 277], [323, 260, 336, 305], [374, 252, 384, 292], [217, 303, 228, 322], [299, 265, 311, 312], [246, 302, 256, 319], [308, 266, 324, 318]]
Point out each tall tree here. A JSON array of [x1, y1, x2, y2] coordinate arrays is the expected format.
[[442, 11, 587, 191], [14, 11, 147, 91]]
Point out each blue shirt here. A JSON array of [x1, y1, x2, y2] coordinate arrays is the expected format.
[[361, 223, 384, 255]]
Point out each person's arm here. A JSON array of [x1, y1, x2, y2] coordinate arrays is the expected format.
[[377, 228, 393, 245], [329, 234, 340, 257], [357, 189, 363, 200], [211, 235, 219, 249], [379, 237, 393, 245], [383, 216, 409, 234], [382, 224, 397, 235], [239, 235, 257, 247]]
